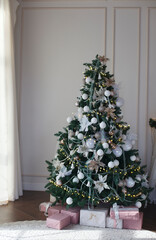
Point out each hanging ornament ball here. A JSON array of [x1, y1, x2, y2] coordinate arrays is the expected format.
[[102, 142, 109, 149], [86, 138, 95, 149], [97, 149, 104, 156], [66, 197, 73, 205], [113, 146, 122, 157], [123, 140, 132, 151], [77, 171, 84, 180], [78, 107, 83, 113], [141, 194, 146, 200], [131, 140, 136, 145], [86, 77, 92, 84], [78, 133, 84, 140], [126, 177, 135, 188], [100, 121, 106, 129], [114, 159, 119, 167], [118, 180, 124, 187], [99, 105, 104, 112], [104, 90, 111, 97], [60, 139, 64, 145], [91, 117, 97, 124], [56, 179, 62, 186], [82, 93, 88, 100], [95, 132, 101, 139], [116, 97, 124, 107], [73, 177, 79, 183], [84, 106, 90, 112], [67, 116, 72, 123], [130, 155, 136, 161], [108, 161, 114, 168], [135, 201, 142, 208]]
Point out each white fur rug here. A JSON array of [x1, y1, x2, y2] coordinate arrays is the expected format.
[[0, 221, 156, 240]]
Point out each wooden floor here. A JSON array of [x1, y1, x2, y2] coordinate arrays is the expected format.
[[0, 191, 156, 232]]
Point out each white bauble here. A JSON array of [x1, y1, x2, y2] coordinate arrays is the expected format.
[[91, 117, 97, 124], [97, 149, 104, 156], [104, 90, 111, 97], [113, 147, 122, 157], [135, 201, 142, 208], [123, 140, 132, 151], [78, 133, 84, 140], [108, 161, 114, 168], [126, 177, 135, 188], [50, 195, 56, 203], [86, 77, 92, 84], [102, 142, 109, 149], [77, 172, 84, 179], [100, 121, 106, 129], [82, 93, 88, 100], [73, 177, 79, 183], [66, 197, 73, 205], [95, 132, 101, 139], [141, 194, 146, 200], [86, 139, 95, 149], [78, 107, 83, 113], [114, 159, 119, 167], [75, 101, 79, 107], [130, 155, 136, 161], [99, 105, 104, 112], [84, 106, 90, 112], [67, 116, 72, 123], [116, 97, 124, 107]]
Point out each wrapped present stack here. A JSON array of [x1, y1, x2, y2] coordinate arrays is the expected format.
[[39, 202, 143, 230]]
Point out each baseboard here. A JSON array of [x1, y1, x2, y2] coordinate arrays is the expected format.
[[22, 175, 48, 191]]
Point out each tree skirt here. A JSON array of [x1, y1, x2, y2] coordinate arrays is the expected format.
[[0, 221, 156, 240]]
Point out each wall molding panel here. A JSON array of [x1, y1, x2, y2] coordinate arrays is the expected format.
[[16, 0, 156, 190]]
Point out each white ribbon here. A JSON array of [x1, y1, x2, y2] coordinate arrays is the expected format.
[[113, 203, 119, 219], [44, 202, 51, 217]]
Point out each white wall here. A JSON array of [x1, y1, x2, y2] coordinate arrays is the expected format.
[[15, 0, 156, 191]]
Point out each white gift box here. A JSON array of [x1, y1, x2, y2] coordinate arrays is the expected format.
[[80, 208, 108, 228], [106, 216, 123, 229]]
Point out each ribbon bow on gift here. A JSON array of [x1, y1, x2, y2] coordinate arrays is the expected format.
[[113, 203, 119, 220]]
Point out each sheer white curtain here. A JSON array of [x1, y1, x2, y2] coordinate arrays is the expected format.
[[0, 0, 22, 205]]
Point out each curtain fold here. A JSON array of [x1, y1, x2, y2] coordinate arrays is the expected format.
[[149, 128, 156, 203], [0, 0, 23, 205]]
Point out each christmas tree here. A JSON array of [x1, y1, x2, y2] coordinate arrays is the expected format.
[[45, 55, 151, 209]]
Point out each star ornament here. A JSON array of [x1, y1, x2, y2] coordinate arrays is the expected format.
[[94, 174, 110, 194], [79, 115, 92, 132], [105, 107, 116, 118], [53, 159, 64, 171], [88, 160, 105, 173], [98, 56, 109, 63], [105, 78, 115, 87]]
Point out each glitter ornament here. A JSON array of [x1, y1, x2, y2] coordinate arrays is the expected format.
[[67, 116, 72, 123], [114, 159, 119, 167], [95, 132, 101, 139], [108, 161, 114, 168], [78, 133, 84, 140], [100, 121, 106, 129], [104, 90, 111, 97], [91, 117, 97, 124], [82, 93, 88, 100], [126, 177, 135, 188], [84, 106, 90, 112], [73, 177, 79, 183], [113, 147, 122, 157], [86, 77, 92, 84], [86, 138, 95, 149], [102, 142, 109, 149], [77, 172, 84, 179], [130, 155, 136, 161], [97, 149, 104, 156], [135, 201, 142, 208], [66, 197, 73, 205]]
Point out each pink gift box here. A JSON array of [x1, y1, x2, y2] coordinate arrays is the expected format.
[[46, 213, 71, 230], [39, 202, 66, 216], [61, 207, 80, 224], [110, 206, 139, 220], [123, 212, 143, 230]]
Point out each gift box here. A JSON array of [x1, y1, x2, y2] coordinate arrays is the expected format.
[[80, 208, 108, 228], [106, 216, 123, 229], [123, 212, 143, 230], [61, 207, 80, 224], [46, 213, 71, 230], [110, 205, 139, 220], [39, 202, 51, 213], [39, 202, 65, 216]]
